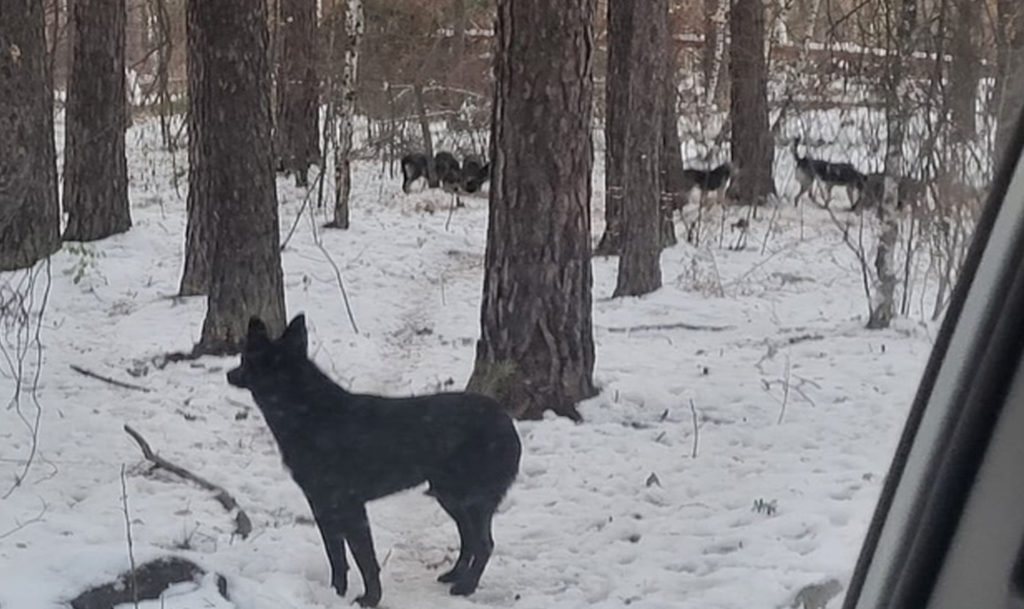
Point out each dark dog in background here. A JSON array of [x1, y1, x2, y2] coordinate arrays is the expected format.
[[227, 315, 522, 607], [791, 137, 865, 207], [435, 151, 462, 192], [400, 151, 462, 193], [852, 172, 926, 212], [680, 162, 732, 203], [459, 154, 490, 194]]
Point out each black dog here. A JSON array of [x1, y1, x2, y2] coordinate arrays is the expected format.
[[400, 151, 462, 193], [227, 315, 522, 607], [680, 162, 732, 204], [851, 172, 925, 212], [791, 137, 865, 207], [459, 154, 490, 194]]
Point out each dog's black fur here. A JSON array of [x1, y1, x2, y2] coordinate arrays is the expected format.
[[400, 151, 463, 193], [791, 137, 866, 207], [435, 151, 462, 192], [679, 162, 732, 204], [227, 315, 522, 607], [459, 154, 490, 194]]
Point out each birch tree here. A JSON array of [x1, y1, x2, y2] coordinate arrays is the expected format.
[[325, 0, 364, 230]]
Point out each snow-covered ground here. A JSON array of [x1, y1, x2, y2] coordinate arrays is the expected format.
[[0, 116, 952, 609]]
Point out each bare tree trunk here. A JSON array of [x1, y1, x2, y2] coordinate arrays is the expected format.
[[949, 0, 979, 142], [194, 0, 287, 354], [413, 81, 438, 186], [995, 0, 1024, 162], [806, 0, 823, 41], [466, 0, 597, 421], [594, 0, 630, 256], [325, 0, 363, 230], [702, 0, 717, 89], [453, 0, 467, 65], [62, 0, 132, 243], [0, 0, 61, 271], [869, 177, 900, 329], [870, 0, 916, 330], [150, 0, 175, 151], [707, 0, 729, 105], [179, 0, 209, 296], [661, 37, 683, 247], [727, 0, 775, 206], [274, 0, 320, 187], [614, 0, 666, 297]]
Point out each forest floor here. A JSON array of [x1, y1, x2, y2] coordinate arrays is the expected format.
[[0, 117, 945, 608]]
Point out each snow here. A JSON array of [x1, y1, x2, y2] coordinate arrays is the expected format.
[[0, 115, 949, 609]]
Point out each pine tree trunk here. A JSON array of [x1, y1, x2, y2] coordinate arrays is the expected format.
[[614, 0, 666, 297], [466, 0, 597, 422], [0, 0, 61, 271], [326, 0, 363, 230], [995, 0, 1024, 162], [948, 0, 978, 143], [62, 0, 131, 243], [728, 0, 775, 206], [194, 0, 286, 354], [594, 0, 630, 256], [274, 0, 320, 187], [179, 0, 209, 296]]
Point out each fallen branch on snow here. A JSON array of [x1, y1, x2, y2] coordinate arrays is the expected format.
[[70, 364, 152, 393], [603, 322, 734, 333], [123, 425, 252, 539]]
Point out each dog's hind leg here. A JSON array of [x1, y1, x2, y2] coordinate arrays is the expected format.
[[340, 504, 383, 608], [434, 494, 475, 584], [449, 502, 498, 597]]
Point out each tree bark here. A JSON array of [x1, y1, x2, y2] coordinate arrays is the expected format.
[[727, 0, 775, 206], [179, 0, 209, 296], [660, 36, 683, 248], [326, 0, 364, 230], [594, 0, 630, 256], [0, 0, 61, 271], [870, 0, 916, 330], [466, 0, 597, 421], [995, 0, 1024, 163], [62, 0, 131, 243], [869, 177, 900, 329], [614, 0, 666, 297], [702, 0, 718, 91], [274, 0, 320, 187], [948, 0, 978, 143], [453, 0, 467, 66], [193, 0, 287, 354]]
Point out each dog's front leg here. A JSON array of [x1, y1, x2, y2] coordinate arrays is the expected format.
[[341, 504, 383, 608], [311, 503, 349, 596]]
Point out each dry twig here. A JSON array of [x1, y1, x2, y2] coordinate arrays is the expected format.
[[123, 425, 252, 539]]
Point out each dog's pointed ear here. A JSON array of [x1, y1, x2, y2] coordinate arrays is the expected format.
[[280, 314, 308, 356], [247, 317, 270, 344]]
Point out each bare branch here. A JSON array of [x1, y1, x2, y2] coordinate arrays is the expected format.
[[123, 425, 253, 539]]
